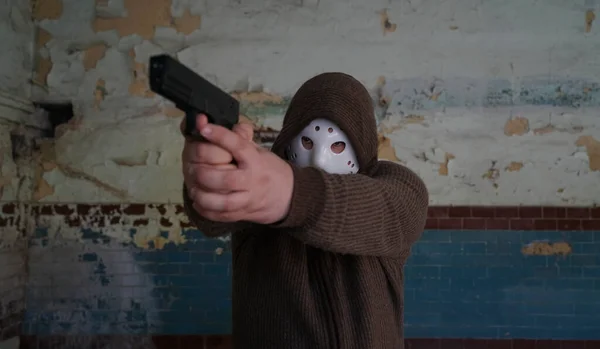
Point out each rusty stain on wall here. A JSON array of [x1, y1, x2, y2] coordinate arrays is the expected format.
[[504, 116, 530, 136], [438, 152, 455, 176], [375, 76, 390, 107], [377, 134, 400, 162], [379, 9, 397, 35], [93, 0, 201, 39], [83, 44, 108, 71], [94, 78, 107, 110], [32, 0, 63, 21], [585, 10, 595, 33], [505, 161, 524, 172], [521, 241, 572, 256], [575, 135, 600, 171]]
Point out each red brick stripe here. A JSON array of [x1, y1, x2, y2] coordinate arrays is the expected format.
[[1, 204, 599, 231], [426, 206, 600, 230]]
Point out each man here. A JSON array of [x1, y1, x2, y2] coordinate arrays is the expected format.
[[182, 72, 429, 348]]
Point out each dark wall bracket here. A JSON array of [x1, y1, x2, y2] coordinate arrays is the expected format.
[[33, 102, 74, 138]]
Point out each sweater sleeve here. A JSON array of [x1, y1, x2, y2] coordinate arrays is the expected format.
[[272, 161, 429, 257], [182, 184, 253, 237]]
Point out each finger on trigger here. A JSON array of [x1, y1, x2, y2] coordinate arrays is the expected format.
[[196, 114, 208, 130], [180, 114, 208, 137]]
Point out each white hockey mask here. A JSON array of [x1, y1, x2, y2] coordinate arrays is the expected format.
[[286, 118, 359, 174]]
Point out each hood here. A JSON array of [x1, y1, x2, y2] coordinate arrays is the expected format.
[[271, 72, 378, 175]]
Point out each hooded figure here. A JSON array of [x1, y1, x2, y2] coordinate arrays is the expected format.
[[184, 72, 429, 349]]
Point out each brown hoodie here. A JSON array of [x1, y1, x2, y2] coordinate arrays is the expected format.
[[183, 72, 429, 349]]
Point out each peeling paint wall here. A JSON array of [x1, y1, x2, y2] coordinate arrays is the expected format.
[[1, 0, 34, 98], [0, 0, 35, 335], [3, 0, 600, 342], [9, 203, 231, 341], [13, 0, 596, 206]]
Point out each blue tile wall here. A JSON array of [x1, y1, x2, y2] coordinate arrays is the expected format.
[[23, 228, 600, 340], [404, 230, 600, 340]]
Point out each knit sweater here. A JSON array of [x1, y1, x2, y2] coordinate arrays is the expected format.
[[183, 72, 429, 349]]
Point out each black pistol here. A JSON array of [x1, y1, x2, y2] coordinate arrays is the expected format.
[[148, 54, 239, 141]]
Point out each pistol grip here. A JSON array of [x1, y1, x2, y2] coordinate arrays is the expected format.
[[184, 110, 207, 142]]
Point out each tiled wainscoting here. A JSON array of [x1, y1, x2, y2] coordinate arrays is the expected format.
[[1, 203, 600, 348]]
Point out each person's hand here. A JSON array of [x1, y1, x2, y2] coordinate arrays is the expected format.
[[185, 120, 294, 225], [181, 114, 253, 191]]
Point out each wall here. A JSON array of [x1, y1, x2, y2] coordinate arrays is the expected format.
[[2, 0, 600, 346], [24, 0, 599, 206], [0, 0, 35, 344]]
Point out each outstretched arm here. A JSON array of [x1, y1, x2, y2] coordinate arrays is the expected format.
[[272, 161, 429, 257], [182, 184, 252, 238]]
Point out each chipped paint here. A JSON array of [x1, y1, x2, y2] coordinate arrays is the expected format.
[[92, 0, 201, 39], [575, 135, 600, 171], [34, 56, 52, 86], [377, 134, 401, 162], [83, 44, 108, 70], [128, 50, 154, 98], [28, 203, 191, 250], [521, 241, 572, 256], [504, 117, 530, 136], [32, 0, 63, 21], [35, 27, 52, 48], [32, 176, 54, 201], [585, 10, 595, 33], [379, 9, 396, 35], [6, 0, 598, 207], [172, 8, 202, 35], [438, 153, 455, 176], [505, 162, 524, 172], [92, 0, 172, 39]]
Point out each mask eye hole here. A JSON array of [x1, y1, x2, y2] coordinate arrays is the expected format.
[[301, 136, 313, 150], [331, 141, 345, 154]]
